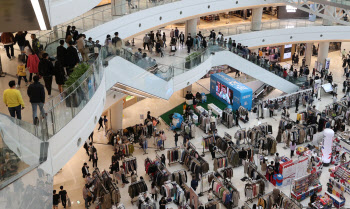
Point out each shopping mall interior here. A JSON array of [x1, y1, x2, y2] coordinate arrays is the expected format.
[[2, 0, 350, 209]]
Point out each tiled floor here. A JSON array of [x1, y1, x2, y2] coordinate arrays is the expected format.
[[52, 49, 350, 209]]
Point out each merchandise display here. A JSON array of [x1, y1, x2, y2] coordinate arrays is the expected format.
[[279, 156, 309, 186], [167, 147, 182, 165], [256, 189, 303, 209], [291, 171, 322, 202], [123, 157, 138, 175], [327, 178, 346, 208]]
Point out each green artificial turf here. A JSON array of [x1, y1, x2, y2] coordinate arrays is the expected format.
[[160, 94, 228, 127]]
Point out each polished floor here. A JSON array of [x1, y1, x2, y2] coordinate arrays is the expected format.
[[53, 49, 350, 209]]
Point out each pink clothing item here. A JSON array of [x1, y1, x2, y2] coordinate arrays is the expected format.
[[27, 54, 40, 73]]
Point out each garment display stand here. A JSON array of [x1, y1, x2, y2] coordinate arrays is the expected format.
[[182, 183, 199, 209], [217, 166, 233, 182], [213, 149, 228, 172], [235, 128, 247, 145], [199, 171, 215, 196], [122, 157, 137, 177], [211, 176, 236, 208], [137, 192, 156, 209], [171, 169, 187, 186], [160, 180, 185, 205], [167, 146, 182, 166], [245, 178, 265, 203], [129, 180, 148, 205], [202, 135, 215, 157]]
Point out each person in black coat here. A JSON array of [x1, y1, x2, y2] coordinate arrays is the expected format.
[[295, 96, 299, 113], [57, 40, 67, 64], [14, 31, 28, 53], [54, 60, 66, 93], [27, 76, 45, 124], [70, 26, 79, 42], [65, 41, 79, 75], [98, 117, 103, 131], [186, 35, 193, 53], [38, 53, 54, 96], [82, 163, 89, 178]]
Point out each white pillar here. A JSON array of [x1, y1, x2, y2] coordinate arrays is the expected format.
[[251, 7, 263, 31], [111, 0, 126, 16], [185, 18, 197, 39], [305, 43, 313, 67], [183, 85, 192, 98], [323, 5, 334, 26], [317, 42, 330, 66], [110, 100, 123, 131]]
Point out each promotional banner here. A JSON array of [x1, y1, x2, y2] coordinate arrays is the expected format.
[[210, 72, 253, 110], [322, 128, 334, 164]]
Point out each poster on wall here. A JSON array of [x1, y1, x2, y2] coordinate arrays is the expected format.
[[284, 44, 293, 59]]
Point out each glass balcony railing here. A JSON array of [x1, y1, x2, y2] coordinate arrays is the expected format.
[[37, 0, 181, 47], [329, 0, 350, 6], [0, 113, 48, 189]]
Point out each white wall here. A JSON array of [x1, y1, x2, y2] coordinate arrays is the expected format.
[[85, 0, 285, 41], [45, 0, 102, 26]]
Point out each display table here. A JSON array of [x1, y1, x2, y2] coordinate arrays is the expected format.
[[207, 103, 223, 116], [325, 191, 345, 208], [291, 184, 322, 202], [195, 106, 208, 115], [312, 195, 333, 209]]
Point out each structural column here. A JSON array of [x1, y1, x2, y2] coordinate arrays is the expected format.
[[185, 18, 197, 39], [110, 100, 123, 131], [251, 7, 263, 31], [317, 42, 330, 66], [305, 43, 313, 67], [111, 0, 126, 16], [323, 5, 334, 26]]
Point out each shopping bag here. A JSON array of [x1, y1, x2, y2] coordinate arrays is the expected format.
[[67, 198, 71, 207]]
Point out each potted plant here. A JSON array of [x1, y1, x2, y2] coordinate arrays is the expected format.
[[63, 63, 90, 107]]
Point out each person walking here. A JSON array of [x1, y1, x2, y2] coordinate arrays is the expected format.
[[89, 131, 94, 142], [16, 59, 28, 87], [65, 41, 80, 76], [186, 35, 193, 53], [174, 131, 179, 147], [82, 184, 91, 209], [57, 40, 67, 64], [143, 34, 150, 51], [269, 101, 274, 118], [92, 150, 98, 168], [159, 197, 167, 209], [77, 34, 88, 62], [15, 31, 28, 53], [31, 34, 41, 55], [70, 26, 79, 43], [38, 53, 54, 97], [151, 182, 158, 200], [179, 32, 185, 47], [83, 142, 89, 156], [24, 40, 40, 83], [54, 59, 66, 93], [1, 32, 15, 60], [27, 76, 45, 124], [3, 80, 25, 120], [52, 190, 60, 209], [59, 186, 68, 209], [290, 140, 296, 158], [82, 163, 89, 178], [98, 116, 103, 131], [89, 143, 96, 162], [295, 96, 299, 113], [162, 32, 167, 48]]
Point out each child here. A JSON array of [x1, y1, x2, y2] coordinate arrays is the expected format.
[[16, 60, 28, 87]]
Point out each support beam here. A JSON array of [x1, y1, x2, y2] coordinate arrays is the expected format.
[[185, 18, 197, 39], [323, 5, 335, 26], [317, 42, 330, 66], [305, 43, 313, 67], [251, 7, 263, 31]]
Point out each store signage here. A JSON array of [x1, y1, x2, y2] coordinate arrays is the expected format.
[[284, 44, 293, 59], [286, 5, 297, 13]]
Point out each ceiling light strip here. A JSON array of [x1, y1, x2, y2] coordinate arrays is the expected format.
[[31, 0, 47, 30]]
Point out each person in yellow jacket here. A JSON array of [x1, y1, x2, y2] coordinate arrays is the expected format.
[[16, 60, 28, 87], [3, 80, 25, 119]]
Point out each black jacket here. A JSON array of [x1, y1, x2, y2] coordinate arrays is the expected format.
[[27, 82, 45, 103], [14, 31, 27, 46], [65, 46, 79, 67], [38, 59, 54, 77], [57, 45, 67, 63], [71, 30, 79, 41], [82, 166, 89, 176]]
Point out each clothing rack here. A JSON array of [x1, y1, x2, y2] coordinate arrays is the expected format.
[[182, 183, 199, 209], [205, 200, 221, 209], [129, 180, 148, 204], [211, 176, 235, 208], [202, 135, 215, 156], [137, 192, 156, 209], [122, 157, 137, 177], [235, 128, 248, 145], [217, 166, 234, 182], [199, 171, 215, 196], [171, 169, 188, 186], [247, 162, 268, 182], [167, 146, 182, 166]]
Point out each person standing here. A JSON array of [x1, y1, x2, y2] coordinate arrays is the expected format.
[[52, 190, 60, 209], [1, 32, 15, 60], [38, 53, 54, 97], [27, 76, 45, 124], [3, 80, 25, 119], [83, 142, 89, 156], [82, 163, 89, 178], [31, 34, 40, 55], [89, 143, 96, 161], [159, 197, 167, 209], [26, 41, 40, 82], [186, 35, 193, 53], [59, 186, 68, 209], [89, 131, 94, 142], [92, 150, 98, 168], [77, 34, 88, 62], [82, 184, 90, 209], [174, 131, 179, 147], [143, 34, 150, 51], [70, 26, 79, 43], [269, 101, 274, 118], [65, 41, 80, 76], [295, 96, 299, 113], [191, 175, 199, 191], [175, 27, 179, 40], [15, 31, 28, 53], [98, 116, 103, 131], [209, 142, 215, 159], [57, 40, 67, 64], [274, 153, 280, 173], [162, 32, 167, 48], [54, 59, 66, 93], [151, 182, 158, 201]]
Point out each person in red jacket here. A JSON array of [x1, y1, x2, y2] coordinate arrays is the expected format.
[[25, 41, 40, 82], [1, 32, 15, 60]]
